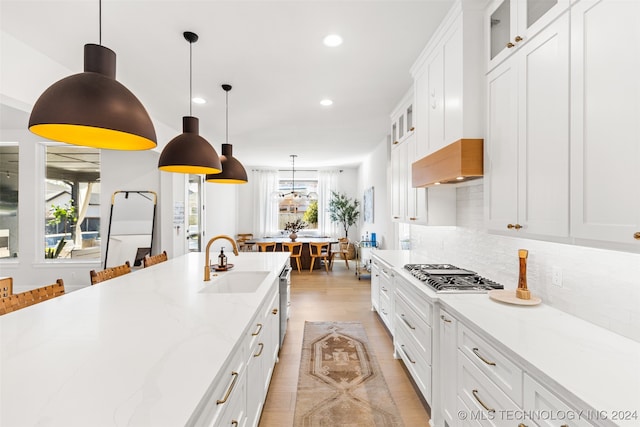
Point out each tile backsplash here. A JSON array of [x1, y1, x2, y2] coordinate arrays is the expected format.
[[410, 183, 640, 343]]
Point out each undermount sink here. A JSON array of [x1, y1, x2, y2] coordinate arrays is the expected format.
[[199, 271, 270, 293]]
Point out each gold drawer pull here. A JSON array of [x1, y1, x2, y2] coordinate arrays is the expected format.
[[232, 421, 238, 426], [272, 308, 278, 315], [393, 140, 399, 145], [252, 323, 263, 336], [409, 127, 415, 131], [518, 424, 527, 427], [216, 371, 239, 405], [506, 42, 515, 48], [441, 314, 452, 323], [400, 344, 416, 364], [634, 232, 640, 240], [409, 217, 417, 221], [401, 314, 416, 330], [472, 347, 496, 366], [514, 35, 523, 42], [507, 223, 522, 230], [472, 389, 495, 413], [254, 343, 264, 357]]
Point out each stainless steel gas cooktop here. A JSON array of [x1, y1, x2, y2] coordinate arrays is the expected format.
[[403, 263, 503, 293]]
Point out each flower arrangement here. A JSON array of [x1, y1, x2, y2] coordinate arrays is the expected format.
[[284, 218, 308, 233]]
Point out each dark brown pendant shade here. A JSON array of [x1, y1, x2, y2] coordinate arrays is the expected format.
[[158, 116, 222, 174], [29, 44, 157, 150], [206, 143, 248, 183], [206, 84, 248, 184]]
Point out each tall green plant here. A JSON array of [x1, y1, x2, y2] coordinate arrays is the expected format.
[[328, 191, 360, 238]]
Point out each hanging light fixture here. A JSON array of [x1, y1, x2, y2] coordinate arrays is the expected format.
[[158, 31, 222, 174], [273, 155, 318, 202], [28, 0, 156, 150], [206, 84, 248, 184]]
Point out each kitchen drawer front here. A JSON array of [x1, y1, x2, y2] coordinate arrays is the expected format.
[[458, 396, 483, 427], [523, 374, 595, 427], [395, 290, 432, 364], [458, 325, 523, 406], [378, 289, 394, 333], [395, 274, 433, 326], [396, 323, 432, 403], [188, 344, 246, 426], [217, 368, 247, 427], [458, 351, 520, 427]]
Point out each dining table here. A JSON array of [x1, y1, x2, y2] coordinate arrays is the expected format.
[[247, 237, 338, 270]]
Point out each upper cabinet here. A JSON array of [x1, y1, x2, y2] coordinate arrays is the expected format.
[[390, 90, 414, 146], [411, 1, 485, 160], [570, 0, 640, 246], [486, 0, 570, 71]]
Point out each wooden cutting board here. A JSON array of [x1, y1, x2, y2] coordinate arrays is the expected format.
[[488, 289, 542, 306]]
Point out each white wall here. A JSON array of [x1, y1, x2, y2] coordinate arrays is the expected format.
[[409, 182, 640, 343], [202, 183, 239, 255], [358, 137, 392, 249]]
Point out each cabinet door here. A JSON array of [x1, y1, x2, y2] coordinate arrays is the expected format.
[[516, 12, 569, 237], [390, 142, 406, 221], [414, 68, 430, 160], [427, 49, 445, 152], [485, 57, 518, 231], [443, 18, 464, 145], [439, 310, 458, 427], [405, 135, 427, 224], [570, 0, 640, 245], [370, 259, 380, 311]]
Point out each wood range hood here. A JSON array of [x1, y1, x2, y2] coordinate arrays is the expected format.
[[411, 138, 483, 188]]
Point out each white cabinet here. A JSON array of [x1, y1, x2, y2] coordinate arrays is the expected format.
[[390, 88, 414, 146], [485, 12, 570, 238], [390, 136, 408, 222], [377, 264, 395, 334], [485, 0, 570, 71], [438, 309, 458, 427], [412, 2, 484, 159], [394, 274, 434, 403], [570, 0, 640, 247], [370, 257, 381, 311]]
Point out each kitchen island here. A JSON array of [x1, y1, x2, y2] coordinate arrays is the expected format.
[[0, 251, 290, 426]]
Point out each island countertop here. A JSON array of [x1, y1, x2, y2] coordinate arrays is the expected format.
[[0, 251, 290, 427]]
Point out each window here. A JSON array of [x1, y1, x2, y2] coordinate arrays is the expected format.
[[0, 144, 18, 259], [277, 175, 318, 231], [187, 175, 202, 252], [45, 146, 100, 259]]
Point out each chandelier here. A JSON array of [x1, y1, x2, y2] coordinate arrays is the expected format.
[[273, 155, 318, 203]]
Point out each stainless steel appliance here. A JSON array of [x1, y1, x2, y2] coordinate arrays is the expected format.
[[403, 263, 503, 293], [278, 265, 292, 348]]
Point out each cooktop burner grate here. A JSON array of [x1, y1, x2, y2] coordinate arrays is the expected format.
[[403, 263, 503, 293]]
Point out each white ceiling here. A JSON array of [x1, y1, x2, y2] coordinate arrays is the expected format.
[[0, 0, 454, 169]]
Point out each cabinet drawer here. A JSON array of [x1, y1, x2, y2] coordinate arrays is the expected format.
[[396, 324, 432, 403], [458, 325, 523, 406], [524, 374, 595, 427], [378, 290, 394, 333], [395, 291, 432, 365], [458, 351, 520, 427], [395, 275, 433, 326], [188, 344, 246, 426]]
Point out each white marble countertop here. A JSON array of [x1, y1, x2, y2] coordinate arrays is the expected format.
[[372, 250, 640, 426], [0, 251, 290, 427]]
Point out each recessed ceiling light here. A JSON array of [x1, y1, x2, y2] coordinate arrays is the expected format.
[[434, 182, 441, 185], [320, 99, 333, 106], [323, 34, 343, 47], [456, 176, 464, 180], [192, 97, 206, 104]]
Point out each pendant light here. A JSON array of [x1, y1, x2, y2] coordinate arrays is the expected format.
[[206, 84, 248, 184], [273, 155, 318, 201], [158, 32, 222, 174], [28, 0, 156, 150]]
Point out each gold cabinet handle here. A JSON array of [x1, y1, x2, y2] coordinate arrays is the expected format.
[[507, 42, 515, 48], [441, 314, 452, 323], [252, 323, 263, 336], [518, 423, 527, 427], [254, 342, 264, 357], [232, 421, 238, 426], [472, 347, 496, 366], [400, 314, 416, 330], [409, 127, 415, 131], [393, 141, 399, 145], [634, 232, 640, 240], [272, 308, 278, 315], [507, 223, 523, 230], [472, 389, 495, 413], [216, 371, 239, 405], [515, 35, 523, 42], [507, 223, 515, 229], [409, 217, 417, 221], [400, 344, 416, 364]]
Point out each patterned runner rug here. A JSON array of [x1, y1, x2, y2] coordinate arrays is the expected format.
[[293, 321, 405, 426]]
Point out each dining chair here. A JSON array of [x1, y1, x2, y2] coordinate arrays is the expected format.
[[309, 242, 331, 273], [143, 251, 168, 268], [0, 279, 65, 315], [256, 242, 277, 252], [90, 261, 132, 285], [282, 242, 303, 274], [237, 233, 255, 252], [0, 277, 13, 298], [330, 238, 351, 270]]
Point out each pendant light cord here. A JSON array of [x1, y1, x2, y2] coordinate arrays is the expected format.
[[98, 0, 102, 45], [189, 39, 193, 117], [225, 90, 229, 143]]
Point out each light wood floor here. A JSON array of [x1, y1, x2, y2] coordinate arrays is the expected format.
[[259, 262, 431, 426]]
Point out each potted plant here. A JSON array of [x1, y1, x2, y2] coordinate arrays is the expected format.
[[284, 218, 307, 241], [328, 191, 360, 239]]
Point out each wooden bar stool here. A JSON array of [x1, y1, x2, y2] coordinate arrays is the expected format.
[[256, 242, 277, 252], [0, 277, 13, 298], [309, 242, 331, 273], [282, 242, 303, 274], [143, 251, 168, 268], [90, 261, 132, 285]]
